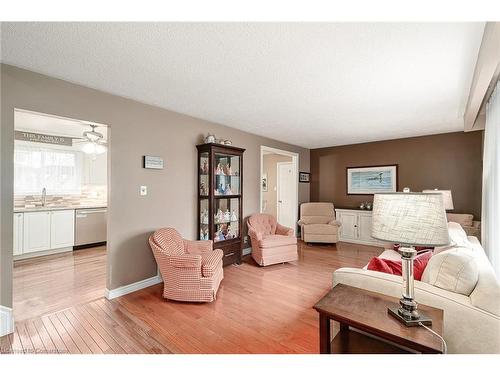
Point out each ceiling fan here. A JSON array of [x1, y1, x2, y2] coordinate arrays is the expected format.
[[74, 124, 107, 155]]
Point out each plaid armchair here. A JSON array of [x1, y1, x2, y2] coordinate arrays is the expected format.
[[149, 228, 223, 302]]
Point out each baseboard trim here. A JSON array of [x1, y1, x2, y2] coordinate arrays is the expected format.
[[105, 274, 162, 300], [0, 305, 14, 337], [14, 246, 73, 261]]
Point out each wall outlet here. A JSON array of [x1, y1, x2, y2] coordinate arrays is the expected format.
[[140, 186, 148, 196], [243, 235, 249, 244]]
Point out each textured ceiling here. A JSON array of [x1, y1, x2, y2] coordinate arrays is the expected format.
[[1, 22, 484, 148]]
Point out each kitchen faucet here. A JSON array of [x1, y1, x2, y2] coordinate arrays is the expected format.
[[41, 187, 47, 207]]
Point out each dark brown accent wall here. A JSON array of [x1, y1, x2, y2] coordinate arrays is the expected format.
[[310, 131, 484, 219]]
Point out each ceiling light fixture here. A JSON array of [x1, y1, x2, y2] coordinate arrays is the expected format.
[[79, 124, 107, 155]]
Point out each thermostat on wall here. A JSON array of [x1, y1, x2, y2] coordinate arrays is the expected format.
[[143, 155, 164, 169]]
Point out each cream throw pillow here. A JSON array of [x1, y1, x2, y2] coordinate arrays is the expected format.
[[422, 249, 479, 296]]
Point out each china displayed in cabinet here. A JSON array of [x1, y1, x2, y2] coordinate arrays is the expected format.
[[197, 143, 245, 266]]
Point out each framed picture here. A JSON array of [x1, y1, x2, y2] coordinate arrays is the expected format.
[[346, 165, 398, 195], [262, 173, 268, 192], [299, 172, 310, 183]]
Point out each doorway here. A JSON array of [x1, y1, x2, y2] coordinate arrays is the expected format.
[[12, 109, 109, 321], [260, 146, 299, 235]]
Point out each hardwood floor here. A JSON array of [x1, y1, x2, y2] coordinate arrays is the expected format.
[[2, 241, 383, 354], [13, 246, 106, 321]]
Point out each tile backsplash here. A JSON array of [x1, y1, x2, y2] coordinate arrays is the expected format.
[[14, 185, 107, 209]]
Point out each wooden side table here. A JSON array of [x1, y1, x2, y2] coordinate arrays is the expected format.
[[313, 284, 444, 354]]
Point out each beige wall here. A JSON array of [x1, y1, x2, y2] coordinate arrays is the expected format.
[[0, 64, 310, 308], [261, 154, 292, 217], [310, 131, 483, 219]]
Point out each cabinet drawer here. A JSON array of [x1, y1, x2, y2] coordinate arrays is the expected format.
[[215, 241, 241, 266]]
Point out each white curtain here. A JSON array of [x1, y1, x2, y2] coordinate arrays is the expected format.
[[482, 79, 500, 277], [14, 142, 83, 195]]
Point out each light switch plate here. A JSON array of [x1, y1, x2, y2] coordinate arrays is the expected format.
[[140, 186, 148, 196]]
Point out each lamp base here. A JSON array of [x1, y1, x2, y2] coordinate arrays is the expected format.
[[388, 306, 432, 327]]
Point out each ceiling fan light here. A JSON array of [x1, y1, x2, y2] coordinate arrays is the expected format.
[[82, 142, 97, 154], [95, 144, 107, 154]]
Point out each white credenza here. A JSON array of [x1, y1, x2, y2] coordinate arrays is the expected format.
[[14, 209, 75, 259], [335, 208, 384, 247]]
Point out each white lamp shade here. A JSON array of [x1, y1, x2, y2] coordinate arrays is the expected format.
[[371, 193, 450, 246], [423, 189, 454, 210]]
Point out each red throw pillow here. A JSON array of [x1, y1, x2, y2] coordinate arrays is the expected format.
[[367, 251, 432, 281]]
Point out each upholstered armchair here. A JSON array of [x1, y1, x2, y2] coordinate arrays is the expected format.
[[446, 213, 481, 240], [247, 213, 298, 266], [148, 228, 224, 302], [298, 202, 341, 244]]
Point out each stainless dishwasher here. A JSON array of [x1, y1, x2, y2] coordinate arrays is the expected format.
[[75, 208, 107, 247]]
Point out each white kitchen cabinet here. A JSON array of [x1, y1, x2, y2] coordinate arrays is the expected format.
[[335, 209, 384, 247], [23, 211, 51, 254], [50, 210, 75, 249], [13, 213, 24, 256]]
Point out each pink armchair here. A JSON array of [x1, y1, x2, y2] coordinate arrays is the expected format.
[[247, 214, 298, 266], [148, 228, 224, 302]]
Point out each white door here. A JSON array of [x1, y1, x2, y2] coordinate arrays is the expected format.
[[277, 162, 296, 231], [13, 213, 24, 256], [358, 213, 373, 242], [338, 212, 357, 241], [50, 210, 75, 249], [23, 211, 51, 253]]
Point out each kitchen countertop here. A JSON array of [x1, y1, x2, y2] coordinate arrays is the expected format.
[[14, 205, 107, 213]]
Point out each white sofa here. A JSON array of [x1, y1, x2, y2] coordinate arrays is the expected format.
[[332, 227, 500, 354]]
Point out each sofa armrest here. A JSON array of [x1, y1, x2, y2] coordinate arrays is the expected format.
[[184, 239, 213, 254], [328, 219, 342, 227], [168, 254, 202, 269], [201, 249, 223, 277], [276, 223, 294, 236]]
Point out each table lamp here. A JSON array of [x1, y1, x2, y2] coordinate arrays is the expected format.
[[371, 192, 450, 326], [422, 189, 454, 210]]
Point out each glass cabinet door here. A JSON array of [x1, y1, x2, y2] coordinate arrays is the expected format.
[[214, 153, 240, 196], [213, 197, 240, 242], [199, 198, 209, 240], [199, 152, 209, 196]]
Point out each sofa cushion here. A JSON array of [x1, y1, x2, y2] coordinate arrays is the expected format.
[[447, 213, 473, 227], [304, 223, 338, 235], [258, 234, 297, 248], [422, 249, 479, 296]]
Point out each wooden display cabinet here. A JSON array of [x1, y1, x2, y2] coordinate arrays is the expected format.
[[197, 143, 245, 266]]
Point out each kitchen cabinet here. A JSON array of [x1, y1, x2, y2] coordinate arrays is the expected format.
[[50, 210, 75, 249], [16, 209, 76, 258], [23, 211, 51, 253], [13, 213, 24, 256], [335, 209, 384, 247]]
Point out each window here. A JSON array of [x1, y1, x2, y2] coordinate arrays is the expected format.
[[14, 143, 83, 195]]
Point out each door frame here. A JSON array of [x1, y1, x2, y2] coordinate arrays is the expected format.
[[260, 146, 299, 236]]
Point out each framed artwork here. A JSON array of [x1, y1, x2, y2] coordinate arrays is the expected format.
[[299, 172, 310, 183], [262, 173, 268, 192], [346, 165, 398, 195]]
